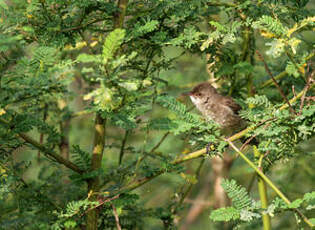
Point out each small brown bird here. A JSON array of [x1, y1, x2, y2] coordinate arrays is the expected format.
[[186, 82, 246, 134]]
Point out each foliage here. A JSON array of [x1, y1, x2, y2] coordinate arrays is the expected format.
[[0, 0, 314, 229], [210, 179, 260, 223]]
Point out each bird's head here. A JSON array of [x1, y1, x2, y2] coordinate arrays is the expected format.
[[183, 82, 218, 106]]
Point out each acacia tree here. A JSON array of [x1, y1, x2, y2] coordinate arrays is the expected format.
[[0, 0, 314, 229]]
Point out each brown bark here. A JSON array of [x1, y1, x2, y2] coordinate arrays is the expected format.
[[87, 115, 106, 230], [59, 119, 70, 160], [37, 104, 48, 161]]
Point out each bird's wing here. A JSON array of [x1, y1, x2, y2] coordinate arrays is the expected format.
[[221, 96, 242, 114]]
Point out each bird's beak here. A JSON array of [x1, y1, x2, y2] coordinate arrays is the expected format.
[[182, 91, 192, 96]]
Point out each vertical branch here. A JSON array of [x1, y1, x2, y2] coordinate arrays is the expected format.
[[87, 115, 106, 230], [114, 0, 128, 28], [112, 204, 122, 230], [239, 10, 256, 101], [119, 130, 129, 165], [59, 118, 71, 184], [243, 27, 255, 97], [87, 0, 129, 229], [253, 146, 271, 230], [59, 119, 70, 160], [299, 70, 314, 115], [37, 104, 48, 161]]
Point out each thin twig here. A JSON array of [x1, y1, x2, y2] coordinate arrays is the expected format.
[[60, 18, 108, 32], [132, 131, 170, 176], [240, 134, 258, 151], [292, 85, 297, 98], [83, 195, 120, 216], [207, 2, 236, 7], [299, 70, 314, 115], [261, 53, 314, 89], [256, 50, 296, 115], [19, 133, 84, 174], [72, 110, 91, 118], [119, 130, 129, 165], [149, 132, 170, 153], [38, 104, 48, 160], [112, 204, 122, 230]]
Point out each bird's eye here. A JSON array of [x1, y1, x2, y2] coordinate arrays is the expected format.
[[196, 93, 202, 97]]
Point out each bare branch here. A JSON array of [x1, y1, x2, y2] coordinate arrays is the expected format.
[[60, 18, 109, 32], [19, 133, 84, 174], [119, 130, 129, 165], [112, 204, 122, 230], [299, 70, 314, 115], [256, 50, 296, 115], [149, 132, 170, 153]]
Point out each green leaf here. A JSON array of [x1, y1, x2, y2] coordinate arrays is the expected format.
[[33, 46, 59, 67], [209, 21, 227, 32], [71, 145, 91, 171], [210, 207, 240, 221], [168, 26, 203, 48], [111, 113, 137, 130], [303, 191, 315, 202], [288, 199, 303, 209], [285, 61, 300, 78], [64, 220, 77, 228], [0, 0, 8, 10], [253, 15, 287, 36], [246, 95, 272, 108], [221, 179, 253, 210], [156, 95, 202, 125], [76, 53, 101, 63], [129, 20, 159, 39], [82, 67, 94, 73], [148, 118, 178, 130], [233, 62, 254, 75], [240, 209, 261, 221], [84, 85, 121, 112], [102, 29, 126, 65]]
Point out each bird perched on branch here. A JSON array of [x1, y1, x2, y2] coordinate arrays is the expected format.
[[184, 81, 248, 208], [185, 82, 246, 134]]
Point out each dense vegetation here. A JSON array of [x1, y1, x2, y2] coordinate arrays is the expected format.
[[0, 0, 314, 229]]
